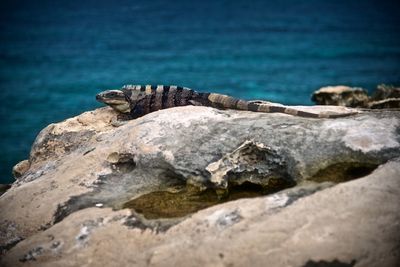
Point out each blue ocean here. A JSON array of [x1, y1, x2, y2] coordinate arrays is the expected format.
[[0, 0, 399, 183]]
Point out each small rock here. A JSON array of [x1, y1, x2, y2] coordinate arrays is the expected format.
[[311, 85, 369, 107], [372, 84, 400, 100], [206, 140, 290, 189]]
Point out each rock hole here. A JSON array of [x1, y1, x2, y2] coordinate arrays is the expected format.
[[310, 162, 379, 183], [345, 165, 377, 179], [107, 152, 136, 173], [113, 159, 136, 173], [122, 179, 295, 220]]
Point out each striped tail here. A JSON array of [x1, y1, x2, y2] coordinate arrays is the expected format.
[[205, 93, 356, 118]]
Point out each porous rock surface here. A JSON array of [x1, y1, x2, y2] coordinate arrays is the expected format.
[[312, 84, 400, 109], [369, 84, 400, 109], [1, 105, 400, 266], [311, 86, 369, 107], [372, 84, 400, 100]]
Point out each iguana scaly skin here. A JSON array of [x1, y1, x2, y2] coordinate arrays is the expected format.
[[96, 85, 357, 119]]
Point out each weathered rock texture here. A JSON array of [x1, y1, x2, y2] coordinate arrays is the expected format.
[[312, 84, 400, 109], [373, 84, 400, 100], [1, 105, 399, 266], [311, 86, 369, 107], [369, 84, 400, 109]]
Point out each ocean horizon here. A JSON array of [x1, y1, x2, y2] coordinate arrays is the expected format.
[[1, 0, 399, 183]]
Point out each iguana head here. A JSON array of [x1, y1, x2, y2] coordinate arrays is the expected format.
[[96, 89, 131, 113]]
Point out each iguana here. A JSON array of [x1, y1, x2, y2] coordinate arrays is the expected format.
[[96, 85, 357, 120]]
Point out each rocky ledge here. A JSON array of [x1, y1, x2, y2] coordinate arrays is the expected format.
[[1, 105, 399, 266]]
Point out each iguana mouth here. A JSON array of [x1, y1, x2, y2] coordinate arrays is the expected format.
[[96, 90, 127, 104]]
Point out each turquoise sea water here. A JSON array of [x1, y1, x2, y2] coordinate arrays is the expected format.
[[1, 0, 399, 183]]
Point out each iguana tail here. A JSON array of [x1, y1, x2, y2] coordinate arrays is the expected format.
[[202, 93, 357, 118]]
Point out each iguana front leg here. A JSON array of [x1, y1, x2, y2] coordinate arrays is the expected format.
[[111, 113, 132, 127], [111, 100, 146, 127]]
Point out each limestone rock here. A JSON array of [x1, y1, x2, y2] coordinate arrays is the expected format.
[[367, 84, 400, 109], [1, 159, 399, 267], [312, 84, 400, 109], [0, 106, 399, 266], [205, 140, 290, 189], [28, 107, 116, 166], [368, 98, 400, 109], [372, 84, 400, 100], [311, 85, 369, 107]]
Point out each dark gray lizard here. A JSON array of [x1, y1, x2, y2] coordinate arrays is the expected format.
[[96, 84, 357, 120]]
